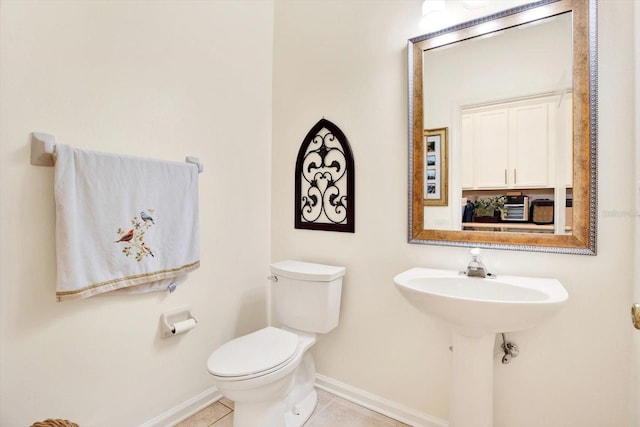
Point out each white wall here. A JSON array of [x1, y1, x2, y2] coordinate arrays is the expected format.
[[1, 0, 636, 426], [273, 1, 636, 426], [0, 1, 273, 425]]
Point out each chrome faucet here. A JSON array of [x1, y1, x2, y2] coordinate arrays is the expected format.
[[465, 248, 491, 278]]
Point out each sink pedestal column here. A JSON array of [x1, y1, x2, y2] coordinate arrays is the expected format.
[[449, 331, 494, 427]]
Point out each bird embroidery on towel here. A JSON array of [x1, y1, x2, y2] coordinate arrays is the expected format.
[[115, 209, 156, 262], [140, 242, 155, 257], [114, 229, 135, 243], [140, 211, 154, 224]]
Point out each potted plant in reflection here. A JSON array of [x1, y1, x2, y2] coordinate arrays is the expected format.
[[473, 196, 506, 222]]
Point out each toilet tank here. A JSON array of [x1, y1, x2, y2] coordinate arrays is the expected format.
[[270, 260, 346, 334]]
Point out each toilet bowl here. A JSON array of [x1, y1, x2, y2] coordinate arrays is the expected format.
[[207, 260, 345, 427], [208, 327, 317, 427]]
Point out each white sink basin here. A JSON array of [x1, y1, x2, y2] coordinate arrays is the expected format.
[[393, 267, 568, 337], [394, 267, 568, 427]]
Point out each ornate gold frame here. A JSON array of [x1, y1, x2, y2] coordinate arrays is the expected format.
[[408, 0, 597, 254]]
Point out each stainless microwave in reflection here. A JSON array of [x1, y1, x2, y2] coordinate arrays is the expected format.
[[501, 196, 529, 222]]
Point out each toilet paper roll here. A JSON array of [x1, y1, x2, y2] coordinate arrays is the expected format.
[[171, 318, 197, 335]]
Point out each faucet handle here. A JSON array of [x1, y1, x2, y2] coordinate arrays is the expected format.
[[470, 247, 481, 257]]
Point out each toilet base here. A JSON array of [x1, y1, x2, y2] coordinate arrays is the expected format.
[[285, 388, 317, 427], [283, 351, 318, 427], [233, 398, 287, 427]]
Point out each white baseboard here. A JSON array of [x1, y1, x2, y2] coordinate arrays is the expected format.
[[315, 374, 448, 427], [139, 376, 447, 427], [138, 386, 222, 427]]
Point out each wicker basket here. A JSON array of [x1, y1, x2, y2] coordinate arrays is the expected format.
[[31, 419, 79, 427]]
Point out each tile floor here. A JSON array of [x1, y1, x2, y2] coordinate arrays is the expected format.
[[175, 388, 411, 427]]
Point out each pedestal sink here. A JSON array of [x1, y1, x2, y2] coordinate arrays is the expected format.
[[393, 267, 568, 427]]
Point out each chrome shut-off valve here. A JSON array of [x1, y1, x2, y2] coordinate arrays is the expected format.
[[500, 333, 519, 364]]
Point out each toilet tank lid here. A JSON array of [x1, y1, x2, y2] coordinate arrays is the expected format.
[[270, 260, 346, 281]]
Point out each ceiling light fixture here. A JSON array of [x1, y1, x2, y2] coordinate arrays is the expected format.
[[419, 0, 450, 33]]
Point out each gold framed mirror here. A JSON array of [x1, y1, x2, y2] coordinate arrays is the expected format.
[[408, 0, 597, 254]]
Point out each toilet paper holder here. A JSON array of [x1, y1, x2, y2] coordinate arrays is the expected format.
[[161, 308, 198, 338]]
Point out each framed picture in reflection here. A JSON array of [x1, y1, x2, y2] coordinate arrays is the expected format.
[[423, 127, 448, 206]]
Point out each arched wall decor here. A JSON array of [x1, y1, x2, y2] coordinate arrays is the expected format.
[[295, 118, 355, 233]]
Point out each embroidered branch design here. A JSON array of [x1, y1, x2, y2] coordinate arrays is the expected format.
[[115, 209, 155, 262]]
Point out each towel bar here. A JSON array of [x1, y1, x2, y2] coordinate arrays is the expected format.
[[30, 132, 204, 173]]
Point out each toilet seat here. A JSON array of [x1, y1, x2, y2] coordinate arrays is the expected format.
[[207, 327, 299, 381]]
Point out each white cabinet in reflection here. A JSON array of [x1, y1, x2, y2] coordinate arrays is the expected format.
[[462, 108, 511, 188], [461, 93, 570, 190]]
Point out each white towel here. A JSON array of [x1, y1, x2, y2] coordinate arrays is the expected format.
[[53, 144, 200, 301]]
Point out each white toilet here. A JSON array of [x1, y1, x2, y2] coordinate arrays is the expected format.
[[207, 260, 346, 427]]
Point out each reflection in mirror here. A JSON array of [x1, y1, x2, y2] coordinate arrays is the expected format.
[[424, 13, 572, 233], [409, 0, 597, 254]]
